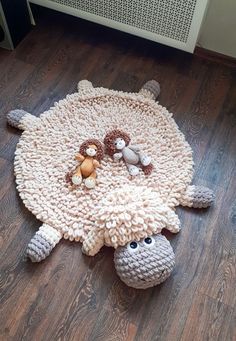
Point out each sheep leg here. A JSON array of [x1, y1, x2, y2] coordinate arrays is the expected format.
[[26, 224, 62, 262], [7, 109, 40, 130], [179, 185, 215, 208], [139, 80, 160, 100]]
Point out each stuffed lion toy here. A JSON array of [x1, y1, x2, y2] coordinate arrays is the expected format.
[[104, 129, 153, 176], [67, 139, 104, 189]]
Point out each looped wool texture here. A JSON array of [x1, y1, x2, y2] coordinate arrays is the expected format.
[[81, 185, 181, 255], [13, 81, 194, 252]]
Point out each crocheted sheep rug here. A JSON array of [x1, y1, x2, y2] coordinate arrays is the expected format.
[[7, 80, 214, 289]]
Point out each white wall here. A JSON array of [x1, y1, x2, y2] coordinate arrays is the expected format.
[[198, 0, 236, 58]]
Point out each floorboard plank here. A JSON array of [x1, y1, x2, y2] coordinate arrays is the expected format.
[[181, 294, 234, 341]]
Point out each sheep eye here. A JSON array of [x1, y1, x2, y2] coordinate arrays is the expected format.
[[128, 241, 139, 252], [144, 237, 155, 247], [130, 241, 138, 249]]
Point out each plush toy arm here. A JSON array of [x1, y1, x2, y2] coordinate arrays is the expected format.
[[82, 230, 104, 256], [129, 145, 141, 152], [26, 223, 62, 262], [93, 159, 100, 168], [113, 152, 123, 161], [7, 109, 40, 131], [179, 185, 215, 208], [75, 153, 85, 162]]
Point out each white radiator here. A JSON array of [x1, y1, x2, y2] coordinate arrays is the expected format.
[[29, 0, 208, 52]]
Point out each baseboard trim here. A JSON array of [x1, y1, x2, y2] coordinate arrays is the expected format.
[[194, 46, 236, 67]]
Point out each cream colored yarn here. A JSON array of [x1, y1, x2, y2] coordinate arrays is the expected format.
[[82, 185, 181, 255], [14, 80, 194, 254]]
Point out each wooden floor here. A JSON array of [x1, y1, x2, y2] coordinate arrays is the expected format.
[[0, 7, 236, 341]]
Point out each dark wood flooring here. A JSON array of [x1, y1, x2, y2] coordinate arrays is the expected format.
[[0, 7, 235, 341]]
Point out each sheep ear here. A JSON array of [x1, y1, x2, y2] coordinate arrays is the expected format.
[[77, 80, 94, 93], [82, 230, 104, 256], [164, 208, 181, 233], [139, 80, 160, 100]]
